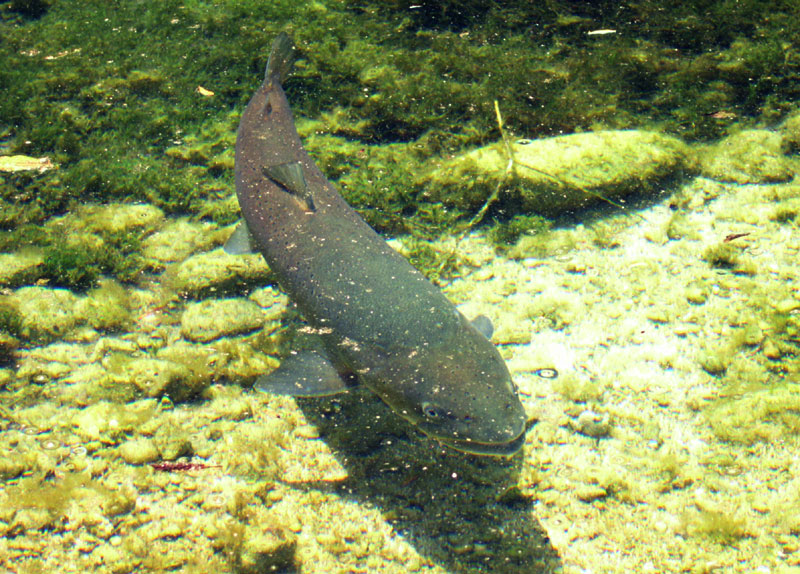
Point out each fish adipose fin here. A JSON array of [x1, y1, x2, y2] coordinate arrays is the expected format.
[[254, 349, 353, 397], [223, 220, 256, 255], [265, 31, 296, 86], [263, 161, 315, 212]]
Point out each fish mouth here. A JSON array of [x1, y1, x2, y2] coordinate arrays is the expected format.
[[435, 428, 528, 457]]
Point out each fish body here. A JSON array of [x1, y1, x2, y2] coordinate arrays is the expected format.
[[231, 33, 527, 456]]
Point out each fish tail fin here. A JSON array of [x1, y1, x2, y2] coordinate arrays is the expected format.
[[265, 32, 296, 86]]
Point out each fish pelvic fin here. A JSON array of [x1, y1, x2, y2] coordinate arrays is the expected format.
[[254, 350, 353, 397], [223, 220, 257, 255], [265, 32, 297, 86]]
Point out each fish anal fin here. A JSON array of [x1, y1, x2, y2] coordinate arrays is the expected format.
[[254, 350, 352, 397]]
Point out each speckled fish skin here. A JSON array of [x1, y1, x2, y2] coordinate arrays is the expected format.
[[234, 33, 527, 456]]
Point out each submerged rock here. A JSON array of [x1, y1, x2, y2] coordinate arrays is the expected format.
[[13, 286, 84, 343], [180, 298, 265, 343], [0, 251, 45, 288], [118, 438, 159, 465], [141, 218, 218, 269], [172, 248, 271, 298], [779, 111, 800, 154], [112, 357, 205, 401], [699, 129, 794, 184], [421, 130, 695, 216], [46, 202, 164, 237]]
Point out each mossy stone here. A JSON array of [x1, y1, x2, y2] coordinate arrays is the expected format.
[[78, 279, 132, 332], [115, 357, 202, 401], [0, 251, 45, 288], [13, 286, 84, 343], [238, 531, 297, 574], [72, 400, 158, 442], [0, 333, 19, 365], [118, 438, 159, 465], [141, 218, 217, 268], [172, 248, 271, 299], [180, 298, 265, 343], [699, 130, 794, 184], [71, 203, 165, 236], [779, 110, 800, 154], [0, 454, 27, 480], [422, 130, 695, 217], [685, 284, 708, 304], [154, 423, 193, 461], [698, 350, 729, 376]]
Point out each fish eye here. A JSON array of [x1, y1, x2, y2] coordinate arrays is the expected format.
[[421, 402, 441, 419]]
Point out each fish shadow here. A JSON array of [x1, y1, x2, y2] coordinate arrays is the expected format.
[[284, 390, 561, 574]]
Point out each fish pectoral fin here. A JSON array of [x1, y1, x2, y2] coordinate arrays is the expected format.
[[223, 220, 257, 255], [253, 350, 352, 397], [471, 315, 494, 340], [263, 161, 315, 212]]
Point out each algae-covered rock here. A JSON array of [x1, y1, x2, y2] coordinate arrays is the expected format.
[[16, 341, 91, 382], [141, 218, 217, 269], [172, 248, 271, 298], [181, 298, 265, 343], [112, 357, 205, 401], [421, 130, 695, 216], [0, 296, 22, 338], [238, 530, 297, 574], [0, 251, 45, 288], [699, 129, 794, 184], [779, 110, 800, 154], [154, 422, 193, 461], [13, 286, 84, 343], [0, 333, 18, 365], [118, 438, 159, 465], [77, 279, 132, 332], [158, 338, 279, 386], [45, 202, 164, 240], [0, 454, 27, 479], [79, 203, 164, 236], [248, 286, 289, 323], [72, 400, 157, 443]]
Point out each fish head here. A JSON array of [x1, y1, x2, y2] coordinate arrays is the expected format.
[[377, 317, 529, 456]]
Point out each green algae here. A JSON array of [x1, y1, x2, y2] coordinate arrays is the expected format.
[[683, 506, 749, 545], [489, 214, 551, 248], [0, 297, 22, 339], [0, 3, 800, 573], [81, 279, 133, 332], [2, 0, 798, 243], [403, 239, 461, 285], [39, 203, 159, 290]]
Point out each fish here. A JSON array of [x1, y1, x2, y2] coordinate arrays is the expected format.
[[227, 32, 528, 456]]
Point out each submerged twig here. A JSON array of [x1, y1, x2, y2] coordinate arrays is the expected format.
[[457, 100, 516, 241]]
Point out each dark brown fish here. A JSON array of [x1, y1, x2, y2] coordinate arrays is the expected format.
[[227, 33, 527, 456]]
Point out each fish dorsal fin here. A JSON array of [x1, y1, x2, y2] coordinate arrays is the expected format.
[[223, 220, 256, 255], [263, 161, 315, 212], [471, 315, 494, 340]]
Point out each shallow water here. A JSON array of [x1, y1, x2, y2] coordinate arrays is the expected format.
[[1, 2, 799, 573]]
